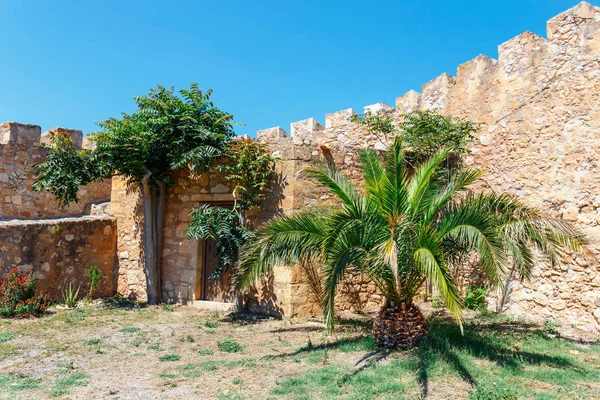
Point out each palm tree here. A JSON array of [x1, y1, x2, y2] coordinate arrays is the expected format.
[[237, 138, 586, 349]]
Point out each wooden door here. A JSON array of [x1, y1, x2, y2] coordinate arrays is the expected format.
[[201, 238, 232, 302]]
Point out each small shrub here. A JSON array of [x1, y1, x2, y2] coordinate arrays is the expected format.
[[468, 382, 518, 400], [217, 339, 244, 353], [0, 268, 49, 317], [464, 285, 488, 311], [162, 304, 174, 312], [432, 294, 444, 309], [205, 321, 219, 329], [159, 354, 181, 362], [120, 327, 141, 334], [61, 282, 80, 308], [185, 335, 195, 343], [86, 266, 102, 300]]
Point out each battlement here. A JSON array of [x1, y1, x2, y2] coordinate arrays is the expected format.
[[256, 1, 600, 146], [0, 121, 90, 150]]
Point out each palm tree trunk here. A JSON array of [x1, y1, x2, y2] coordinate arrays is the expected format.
[[373, 301, 427, 349]]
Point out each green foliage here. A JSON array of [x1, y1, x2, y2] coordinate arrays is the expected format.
[[83, 338, 101, 346], [205, 320, 219, 328], [239, 136, 586, 330], [0, 332, 15, 343], [217, 339, 244, 353], [351, 109, 478, 165], [468, 382, 518, 400], [0, 268, 49, 318], [120, 327, 141, 334], [86, 266, 102, 300], [62, 282, 80, 308], [50, 372, 89, 397], [464, 285, 488, 311], [186, 139, 277, 277], [220, 139, 278, 211], [159, 353, 181, 362], [0, 373, 43, 394], [197, 348, 213, 356], [34, 83, 235, 207], [186, 204, 254, 277]]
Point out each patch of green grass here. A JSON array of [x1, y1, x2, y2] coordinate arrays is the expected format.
[[120, 327, 141, 334], [232, 378, 243, 385], [184, 335, 195, 343], [50, 372, 89, 397], [225, 358, 257, 368], [218, 339, 244, 353], [183, 370, 202, 378], [205, 321, 219, 329], [205, 328, 216, 334], [158, 373, 178, 379], [218, 392, 244, 400], [0, 373, 43, 393], [83, 338, 101, 346], [131, 339, 142, 347], [159, 354, 181, 362], [198, 360, 220, 371], [0, 332, 15, 343], [198, 348, 213, 356], [148, 343, 163, 351]]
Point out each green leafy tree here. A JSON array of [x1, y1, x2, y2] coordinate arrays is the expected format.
[[352, 110, 478, 165], [237, 138, 585, 348], [34, 84, 235, 304]]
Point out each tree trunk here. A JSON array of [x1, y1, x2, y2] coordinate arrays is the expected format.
[[373, 301, 427, 349], [155, 182, 166, 301], [141, 173, 160, 305]]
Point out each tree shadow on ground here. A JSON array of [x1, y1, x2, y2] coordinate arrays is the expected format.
[[416, 316, 589, 398]]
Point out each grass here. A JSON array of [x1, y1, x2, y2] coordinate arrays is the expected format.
[[50, 372, 89, 397], [1, 303, 599, 399], [0, 332, 15, 343], [159, 354, 181, 362], [217, 339, 244, 353]]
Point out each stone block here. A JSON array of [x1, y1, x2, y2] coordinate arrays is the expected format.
[[41, 127, 83, 149], [395, 90, 422, 114], [0, 122, 41, 146], [421, 73, 455, 110]]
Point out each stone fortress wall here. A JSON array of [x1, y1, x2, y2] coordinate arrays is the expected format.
[[253, 2, 600, 339], [0, 122, 115, 299], [0, 2, 598, 340]]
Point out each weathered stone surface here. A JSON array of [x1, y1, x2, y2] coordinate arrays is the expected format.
[[0, 216, 116, 299]]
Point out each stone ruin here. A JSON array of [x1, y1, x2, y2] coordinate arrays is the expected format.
[[0, 2, 599, 340]]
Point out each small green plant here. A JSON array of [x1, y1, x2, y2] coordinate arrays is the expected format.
[[86, 265, 103, 300], [83, 338, 101, 346], [205, 320, 219, 329], [432, 294, 444, 308], [0, 268, 49, 317], [50, 372, 89, 397], [148, 343, 162, 351], [61, 282, 81, 308], [542, 319, 560, 335], [131, 339, 142, 347], [464, 284, 488, 311], [120, 327, 141, 334], [159, 353, 181, 362], [205, 329, 216, 334], [0, 332, 15, 343], [186, 335, 195, 343], [198, 349, 213, 356], [468, 382, 518, 400], [232, 378, 243, 385], [217, 339, 244, 353], [162, 304, 174, 312]]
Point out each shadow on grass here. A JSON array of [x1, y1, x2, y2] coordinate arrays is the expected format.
[[267, 314, 591, 399]]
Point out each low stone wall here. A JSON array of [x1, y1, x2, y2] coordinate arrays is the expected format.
[[0, 216, 117, 300]]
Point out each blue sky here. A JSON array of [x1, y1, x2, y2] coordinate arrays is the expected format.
[[0, 0, 583, 137]]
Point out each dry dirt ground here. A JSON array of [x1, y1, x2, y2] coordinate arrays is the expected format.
[[1, 300, 599, 400]]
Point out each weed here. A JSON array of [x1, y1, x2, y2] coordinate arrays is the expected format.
[[0, 373, 42, 393], [183, 370, 202, 378], [218, 339, 244, 353], [0, 332, 15, 343], [61, 282, 81, 308], [86, 265, 103, 301], [468, 382, 518, 400], [225, 358, 256, 368], [159, 354, 181, 362], [185, 335, 195, 343], [158, 373, 177, 379], [205, 320, 219, 329], [131, 339, 142, 347], [50, 372, 89, 397], [205, 328, 216, 334], [120, 327, 141, 334], [162, 304, 174, 312], [148, 343, 162, 351], [464, 285, 488, 311], [198, 348, 213, 356], [83, 338, 101, 346], [232, 378, 243, 385]]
